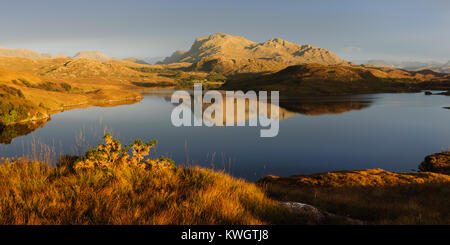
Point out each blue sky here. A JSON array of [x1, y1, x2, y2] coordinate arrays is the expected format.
[[0, 0, 449, 62]]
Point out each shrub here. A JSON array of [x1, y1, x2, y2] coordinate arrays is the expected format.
[[60, 82, 72, 92], [18, 78, 33, 87], [0, 85, 25, 98], [36, 82, 61, 92], [207, 72, 227, 82], [74, 133, 172, 171]]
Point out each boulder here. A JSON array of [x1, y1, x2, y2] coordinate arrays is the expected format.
[[419, 151, 450, 174]]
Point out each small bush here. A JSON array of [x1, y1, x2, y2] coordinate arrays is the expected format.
[[60, 82, 72, 92], [73, 133, 172, 171], [18, 78, 33, 87], [207, 72, 227, 82]]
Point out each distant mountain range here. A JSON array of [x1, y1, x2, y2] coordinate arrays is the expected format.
[[0, 46, 67, 59], [0, 46, 166, 66], [2, 35, 449, 76], [366, 60, 450, 73]]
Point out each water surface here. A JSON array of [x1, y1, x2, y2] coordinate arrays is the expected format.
[[1, 92, 449, 181]]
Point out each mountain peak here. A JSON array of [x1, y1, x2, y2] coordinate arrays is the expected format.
[[73, 51, 112, 61], [267, 37, 284, 43], [208, 32, 230, 38]]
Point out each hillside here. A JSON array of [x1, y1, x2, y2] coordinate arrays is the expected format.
[[222, 63, 450, 96], [0, 55, 216, 129]]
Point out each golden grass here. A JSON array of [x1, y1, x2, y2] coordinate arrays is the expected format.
[[261, 169, 450, 187], [260, 169, 450, 224], [0, 161, 271, 224], [0, 135, 321, 225]]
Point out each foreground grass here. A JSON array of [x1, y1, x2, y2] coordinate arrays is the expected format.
[[0, 135, 326, 225], [0, 161, 285, 224], [260, 169, 450, 224]]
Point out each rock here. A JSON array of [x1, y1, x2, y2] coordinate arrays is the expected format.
[[419, 151, 450, 174], [279, 201, 365, 225], [424, 91, 433, 95]]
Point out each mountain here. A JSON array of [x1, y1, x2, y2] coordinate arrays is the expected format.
[[159, 51, 187, 64], [367, 60, 450, 73], [142, 56, 165, 64], [222, 63, 450, 96], [123, 57, 149, 65], [160, 33, 349, 68], [0, 46, 52, 59], [73, 51, 112, 61]]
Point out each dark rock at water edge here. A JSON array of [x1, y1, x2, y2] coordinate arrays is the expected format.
[[419, 151, 450, 174]]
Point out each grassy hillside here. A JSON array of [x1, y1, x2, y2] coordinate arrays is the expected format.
[[0, 57, 215, 127], [0, 66, 142, 126], [223, 63, 450, 96]]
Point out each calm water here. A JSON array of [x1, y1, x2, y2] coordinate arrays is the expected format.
[[1, 91, 449, 181]]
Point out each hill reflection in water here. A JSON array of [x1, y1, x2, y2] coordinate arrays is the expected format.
[[151, 91, 373, 125]]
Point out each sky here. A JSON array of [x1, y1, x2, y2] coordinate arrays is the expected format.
[[0, 0, 449, 62]]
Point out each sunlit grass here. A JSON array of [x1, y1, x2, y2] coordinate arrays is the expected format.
[[260, 169, 450, 224], [0, 134, 318, 225]]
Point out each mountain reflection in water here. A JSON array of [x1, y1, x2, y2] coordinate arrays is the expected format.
[[153, 91, 373, 125]]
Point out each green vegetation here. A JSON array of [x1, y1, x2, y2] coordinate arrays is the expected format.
[[128, 66, 182, 76], [128, 66, 174, 73], [0, 101, 37, 125], [0, 83, 47, 126], [177, 75, 224, 90], [16, 78, 78, 93], [206, 72, 227, 82]]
